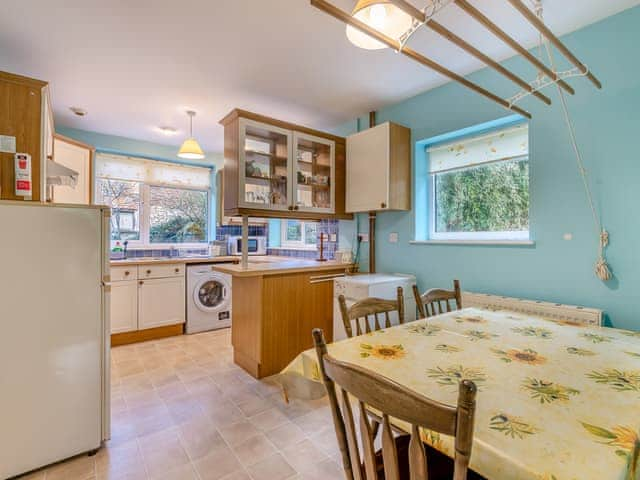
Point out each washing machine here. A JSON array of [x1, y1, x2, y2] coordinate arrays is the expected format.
[[186, 264, 232, 334]]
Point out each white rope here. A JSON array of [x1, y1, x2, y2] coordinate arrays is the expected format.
[[534, 2, 612, 281]]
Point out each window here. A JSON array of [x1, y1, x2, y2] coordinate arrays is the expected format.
[[94, 154, 211, 246], [281, 220, 318, 249], [428, 124, 530, 241]]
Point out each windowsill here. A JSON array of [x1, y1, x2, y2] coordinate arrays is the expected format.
[[272, 246, 318, 252], [410, 239, 535, 246]]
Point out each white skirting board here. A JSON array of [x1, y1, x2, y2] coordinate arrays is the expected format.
[[462, 291, 603, 327]]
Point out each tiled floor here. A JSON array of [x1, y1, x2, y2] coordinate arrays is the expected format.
[[18, 329, 344, 480]]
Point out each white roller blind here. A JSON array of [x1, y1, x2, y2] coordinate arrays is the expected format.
[[95, 153, 211, 189], [428, 124, 528, 174]]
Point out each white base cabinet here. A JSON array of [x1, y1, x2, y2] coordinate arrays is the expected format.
[[138, 277, 185, 330], [110, 281, 138, 334], [110, 264, 185, 334]]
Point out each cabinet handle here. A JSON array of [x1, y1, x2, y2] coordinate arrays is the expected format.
[[294, 205, 299, 211], [139, 280, 144, 285], [174, 268, 180, 273], [124, 271, 130, 276], [380, 202, 387, 209], [146, 269, 151, 275], [288, 206, 293, 211]]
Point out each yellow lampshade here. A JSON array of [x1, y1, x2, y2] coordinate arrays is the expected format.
[[178, 137, 205, 160], [346, 0, 413, 50]]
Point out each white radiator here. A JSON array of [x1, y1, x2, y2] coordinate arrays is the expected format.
[[462, 291, 603, 327]]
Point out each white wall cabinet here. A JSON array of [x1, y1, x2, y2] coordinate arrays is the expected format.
[[138, 277, 185, 330], [52, 135, 93, 205], [109, 264, 185, 334], [346, 122, 411, 213]]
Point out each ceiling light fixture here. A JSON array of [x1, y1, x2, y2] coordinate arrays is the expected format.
[[177, 110, 205, 160], [69, 106, 88, 117], [158, 126, 178, 136], [346, 0, 413, 50]]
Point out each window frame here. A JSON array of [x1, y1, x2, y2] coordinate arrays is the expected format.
[[280, 220, 318, 250], [95, 177, 210, 248], [428, 154, 530, 242]]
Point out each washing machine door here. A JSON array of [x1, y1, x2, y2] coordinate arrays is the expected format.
[[193, 275, 230, 312]]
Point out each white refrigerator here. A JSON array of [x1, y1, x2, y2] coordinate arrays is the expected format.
[[0, 201, 110, 479]]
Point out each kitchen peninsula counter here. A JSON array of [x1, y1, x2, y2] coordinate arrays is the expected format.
[[219, 257, 354, 378], [110, 256, 239, 267]]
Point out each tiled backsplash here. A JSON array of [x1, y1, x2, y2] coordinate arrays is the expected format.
[[113, 221, 339, 260]]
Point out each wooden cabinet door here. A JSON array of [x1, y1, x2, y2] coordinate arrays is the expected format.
[[305, 272, 340, 344], [52, 136, 92, 204], [138, 277, 185, 330], [110, 280, 138, 334]]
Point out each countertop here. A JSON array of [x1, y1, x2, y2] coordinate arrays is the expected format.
[[110, 256, 240, 267], [211, 256, 353, 277]]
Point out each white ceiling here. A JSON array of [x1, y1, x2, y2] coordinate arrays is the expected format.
[[1, 0, 638, 153]]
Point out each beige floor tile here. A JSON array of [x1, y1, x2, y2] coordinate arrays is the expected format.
[[264, 422, 307, 450], [140, 436, 190, 479], [249, 407, 289, 432], [280, 440, 329, 474], [245, 453, 296, 480], [219, 471, 252, 480], [236, 395, 273, 417], [149, 463, 198, 480], [178, 418, 227, 460], [193, 446, 243, 480], [46, 454, 96, 480], [297, 458, 344, 480], [218, 420, 261, 447], [232, 434, 277, 466]]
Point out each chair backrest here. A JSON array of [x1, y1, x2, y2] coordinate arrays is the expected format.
[[338, 286, 405, 338], [414, 280, 462, 319], [313, 328, 477, 480]]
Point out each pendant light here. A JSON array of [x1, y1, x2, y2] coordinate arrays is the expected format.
[[346, 0, 413, 50], [178, 110, 205, 160]]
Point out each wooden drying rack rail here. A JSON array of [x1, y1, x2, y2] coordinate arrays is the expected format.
[[310, 0, 602, 118]]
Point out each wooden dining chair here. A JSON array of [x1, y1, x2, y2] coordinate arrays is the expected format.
[[413, 280, 462, 319], [313, 328, 478, 480], [338, 286, 405, 338]]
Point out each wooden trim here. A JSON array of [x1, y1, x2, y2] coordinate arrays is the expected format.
[[310, 0, 532, 119], [388, 0, 551, 105], [224, 206, 353, 220], [111, 323, 184, 347], [219, 109, 346, 143], [454, 0, 575, 95], [53, 133, 95, 151], [0, 70, 47, 88], [505, 0, 602, 89]]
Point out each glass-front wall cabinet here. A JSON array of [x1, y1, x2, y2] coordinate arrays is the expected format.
[[239, 118, 291, 211], [293, 133, 335, 214], [238, 118, 336, 214]]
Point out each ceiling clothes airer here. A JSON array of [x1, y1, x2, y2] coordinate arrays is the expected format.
[[523, 0, 612, 282], [310, 0, 602, 116]]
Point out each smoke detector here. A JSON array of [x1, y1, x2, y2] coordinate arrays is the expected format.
[[158, 126, 178, 136], [69, 107, 88, 117]]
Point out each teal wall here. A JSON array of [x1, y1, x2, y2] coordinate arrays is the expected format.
[[331, 6, 640, 329], [56, 127, 223, 169], [57, 127, 222, 240]]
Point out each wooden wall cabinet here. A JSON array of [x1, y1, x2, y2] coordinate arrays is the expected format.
[[219, 109, 352, 220], [51, 134, 94, 204], [346, 122, 411, 212], [0, 71, 53, 202]]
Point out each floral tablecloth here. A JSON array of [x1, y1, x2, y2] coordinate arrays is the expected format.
[[279, 308, 640, 480]]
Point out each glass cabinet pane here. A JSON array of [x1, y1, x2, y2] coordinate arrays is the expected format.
[[241, 120, 290, 210], [294, 134, 334, 213]]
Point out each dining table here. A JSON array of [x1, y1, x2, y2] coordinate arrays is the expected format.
[[279, 307, 640, 480]]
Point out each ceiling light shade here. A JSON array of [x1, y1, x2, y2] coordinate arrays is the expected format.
[[346, 0, 413, 50], [178, 110, 205, 160]]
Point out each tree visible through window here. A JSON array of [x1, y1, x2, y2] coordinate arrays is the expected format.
[[96, 179, 141, 241], [149, 186, 207, 244], [428, 123, 530, 241]]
